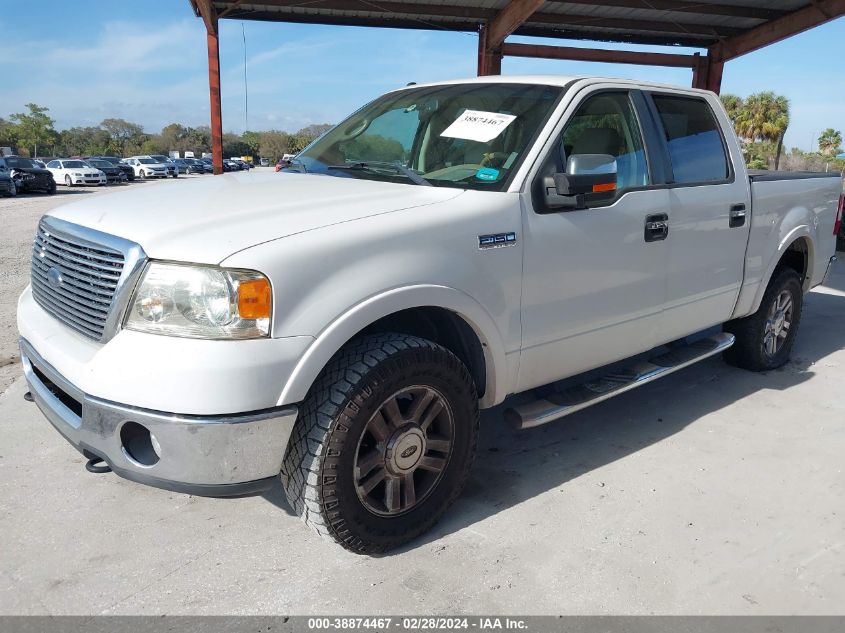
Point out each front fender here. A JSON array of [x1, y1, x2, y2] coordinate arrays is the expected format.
[[276, 285, 510, 409]]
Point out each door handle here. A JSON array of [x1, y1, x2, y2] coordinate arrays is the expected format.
[[644, 213, 669, 242], [729, 203, 746, 228]]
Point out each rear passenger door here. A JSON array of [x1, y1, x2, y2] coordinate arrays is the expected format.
[[645, 92, 752, 341]]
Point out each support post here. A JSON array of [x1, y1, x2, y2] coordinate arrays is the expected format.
[[691, 53, 723, 94], [196, 0, 224, 175], [207, 28, 224, 175], [477, 24, 502, 76]]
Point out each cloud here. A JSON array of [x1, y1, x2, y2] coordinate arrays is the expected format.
[[43, 20, 202, 73]]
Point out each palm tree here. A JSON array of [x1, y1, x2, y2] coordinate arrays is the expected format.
[[734, 92, 790, 170], [720, 94, 744, 126], [818, 128, 843, 156]]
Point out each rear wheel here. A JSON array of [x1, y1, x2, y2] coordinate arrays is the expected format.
[[724, 267, 803, 371], [282, 333, 478, 553]]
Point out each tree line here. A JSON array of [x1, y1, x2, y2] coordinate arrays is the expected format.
[[0, 103, 332, 161], [720, 91, 843, 171], [2, 99, 841, 172]]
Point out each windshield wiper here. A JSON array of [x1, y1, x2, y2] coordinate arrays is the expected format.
[[327, 161, 431, 186]]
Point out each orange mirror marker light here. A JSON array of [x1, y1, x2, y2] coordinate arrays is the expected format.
[[592, 182, 617, 193], [238, 278, 272, 319]]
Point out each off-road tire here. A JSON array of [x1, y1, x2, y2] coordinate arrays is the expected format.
[[282, 333, 479, 554], [723, 267, 803, 371]]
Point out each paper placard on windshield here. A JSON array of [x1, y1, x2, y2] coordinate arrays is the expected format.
[[440, 110, 517, 143]]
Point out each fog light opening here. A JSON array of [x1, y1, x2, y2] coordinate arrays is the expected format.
[[120, 421, 161, 467]]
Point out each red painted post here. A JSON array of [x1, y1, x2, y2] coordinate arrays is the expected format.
[[706, 59, 724, 94], [207, 26, 224, 175], [691, 53, 723, 94]]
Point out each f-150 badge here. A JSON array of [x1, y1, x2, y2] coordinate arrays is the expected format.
[[478, 232, 517, 249]]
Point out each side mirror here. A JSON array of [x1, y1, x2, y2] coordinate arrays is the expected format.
[[542, 153, 618, 210]]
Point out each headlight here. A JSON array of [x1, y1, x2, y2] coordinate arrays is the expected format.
[[124, 262, 272, 339], [73, 172, 82, 176]]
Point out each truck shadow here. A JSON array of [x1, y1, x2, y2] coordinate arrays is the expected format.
[[261, 277, 845, 550]]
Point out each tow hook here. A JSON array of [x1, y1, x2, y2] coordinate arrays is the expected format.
[[23, 391, 34, 402], [85, 457, 112, 474]]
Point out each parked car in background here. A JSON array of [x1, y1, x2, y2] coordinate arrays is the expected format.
[[171, 158, 190, 174], [184, 158, 209, 174], [259, 158, 269, 166], [92, 156, 135, 182], [46, 159, 106, 187], [232, 158, 252, 170], [146, 155, 178, 178], [124, 157, 169, 179], [0, 170, 16, 196], [0, 155, 56, 194], [85, 158, 126, 184], [31, 159, 47, 169], [223, 159, 240, 172]]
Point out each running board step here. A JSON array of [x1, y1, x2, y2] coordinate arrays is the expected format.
[[504, 332, 735, 430]]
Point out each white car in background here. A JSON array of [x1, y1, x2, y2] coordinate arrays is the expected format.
[[46, 159, 107, 187], [124, 157, 169, 179]]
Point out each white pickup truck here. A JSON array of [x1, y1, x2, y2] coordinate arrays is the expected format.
[[18, 76, 843, 553]]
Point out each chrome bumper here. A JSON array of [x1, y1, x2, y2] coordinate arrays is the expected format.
[[20, 338, 298, 496]]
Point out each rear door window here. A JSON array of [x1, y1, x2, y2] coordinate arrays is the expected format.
[[651, 95, 729, 184]]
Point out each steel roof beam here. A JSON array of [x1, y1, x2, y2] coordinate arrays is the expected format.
[[710, 0, 845, 61], [501, 42, 699, 67]]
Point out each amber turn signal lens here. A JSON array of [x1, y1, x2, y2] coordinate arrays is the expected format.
[[237, 278, 272, 319], [592, 182, 616, 193]]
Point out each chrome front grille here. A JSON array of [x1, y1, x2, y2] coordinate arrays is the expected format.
[[31, 218, 133, 341]]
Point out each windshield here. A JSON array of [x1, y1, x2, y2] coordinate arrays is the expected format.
[[63, 160, 87, 168], [89, 160, 110, 168], [294, 83, 562, 190], [5, 157, 36, 169]]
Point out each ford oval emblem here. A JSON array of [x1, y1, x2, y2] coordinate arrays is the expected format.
[[47, 267, 63, 287], [400, 445, 418, 459]]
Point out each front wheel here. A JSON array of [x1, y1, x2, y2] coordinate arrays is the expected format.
[[724, 267, 803, 371], [64, 175, 73, 187], [282, 333, 478, 553]]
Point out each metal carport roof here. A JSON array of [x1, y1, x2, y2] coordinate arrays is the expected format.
[[188, 0, 845, 173]]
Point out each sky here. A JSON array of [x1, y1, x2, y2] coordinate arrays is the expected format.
[[1, 2, 843, 151]]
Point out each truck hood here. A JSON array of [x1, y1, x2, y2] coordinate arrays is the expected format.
[[47, 171, 464, 263]]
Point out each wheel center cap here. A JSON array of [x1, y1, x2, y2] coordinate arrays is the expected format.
[[385, 424, 425, 475]]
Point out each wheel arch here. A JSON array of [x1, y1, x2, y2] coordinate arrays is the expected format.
[[749, 230, 814, 315], [277, 285, 508, 409]]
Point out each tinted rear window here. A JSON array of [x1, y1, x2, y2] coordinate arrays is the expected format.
[[652, 95, 729, 184]]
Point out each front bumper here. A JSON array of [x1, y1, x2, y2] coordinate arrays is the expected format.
[[20, 337, 299, 496]]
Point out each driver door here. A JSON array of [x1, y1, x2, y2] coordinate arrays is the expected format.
[[517, 89, 671, 392]]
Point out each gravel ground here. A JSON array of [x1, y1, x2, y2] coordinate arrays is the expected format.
[[2, 175, 844, 614]]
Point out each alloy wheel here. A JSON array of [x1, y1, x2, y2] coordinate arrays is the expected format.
[[762, 289, 793, 357], [354, 385, 454, 516]]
